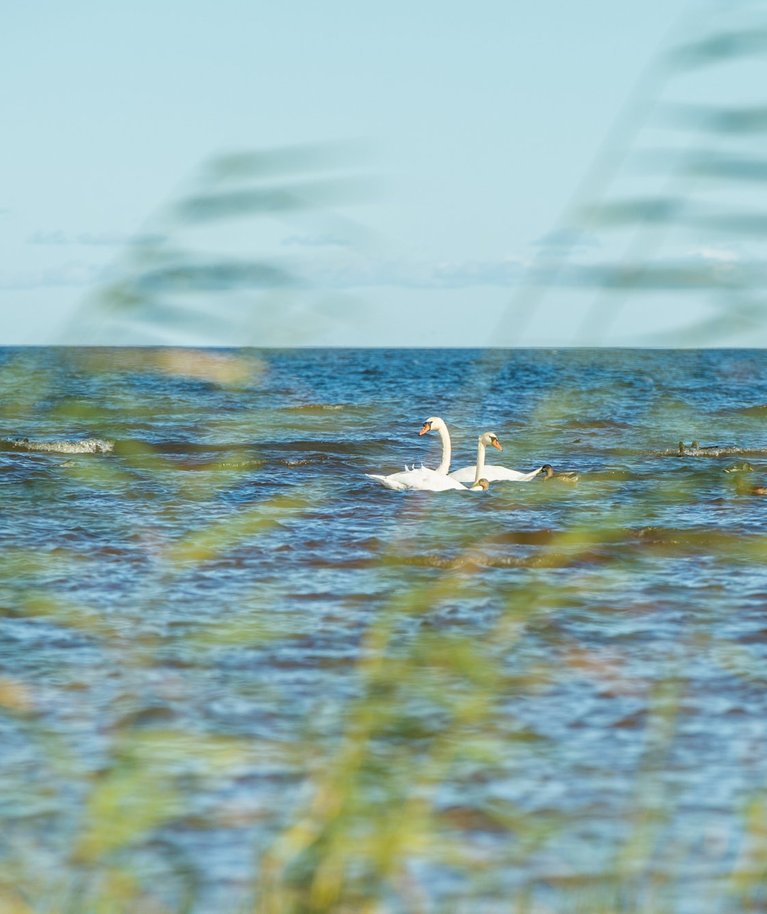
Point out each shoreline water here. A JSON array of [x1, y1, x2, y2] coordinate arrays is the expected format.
[[1, 346, 766, 912]]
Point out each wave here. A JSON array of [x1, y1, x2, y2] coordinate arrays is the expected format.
[[657, 444, 767, 458], [735, 404, 767, 416], [2, 435, 385, 467], [4, 437, 114, 454], [285, 403, 346, 412]]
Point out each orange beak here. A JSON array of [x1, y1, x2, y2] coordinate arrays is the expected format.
[[492, 439, 503, 451], [419, 423, 431, 436]]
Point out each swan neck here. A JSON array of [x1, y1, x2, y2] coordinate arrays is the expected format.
[[435, 423, 451, 475], [474, 437, 486, 484]]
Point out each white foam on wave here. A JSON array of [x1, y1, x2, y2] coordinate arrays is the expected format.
[[8, 437, 114, 454]]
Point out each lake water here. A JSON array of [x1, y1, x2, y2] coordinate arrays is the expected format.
[[1, 347, 767, 913]]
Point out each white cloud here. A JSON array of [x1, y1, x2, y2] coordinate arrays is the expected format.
[[28, 229, 69, 245], [0, 261, 103, 290], [282, 233, 352, 248], [533, 227, 601, 253], [691, 245, 740, 263], [295, 253, 526, 289], [28, 229, 133, 246]]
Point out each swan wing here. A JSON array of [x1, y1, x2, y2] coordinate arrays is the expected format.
[[366, 473, 408, 490], [449, 464, 543, 483], [483, 464, 543, 482], [415, 471, 468, 491], [367, 467, 467, 491], [448, 465, 478, 483]]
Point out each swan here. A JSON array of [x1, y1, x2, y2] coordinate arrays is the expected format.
[[366, 416, 467, 491], [449, 432, 543, 483], [540, 464, 579, 484]]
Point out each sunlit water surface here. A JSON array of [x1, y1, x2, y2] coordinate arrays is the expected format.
[[1, 348, 766, 912]]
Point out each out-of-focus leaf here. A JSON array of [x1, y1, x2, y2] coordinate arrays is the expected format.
[[134, 260, 298, 294], [646, 296, 767, 346], [668, 28, 767, 70], [659, 102, 767, 134], [123, 729, 255, 771], [0, 677, 34, 714], [21, 593, 119, 640], [188, 616, 291, 648], [580, 197, 686, 226], [0, 889, 35, 914], [203, 142, 369, 183], [700, 212, 767, 235], [177, 177, 372, 224], [684, 152, 767, 182], [166, 493, 312, 565], [74, 767, 180, 862], [557, 261, 748, 291]]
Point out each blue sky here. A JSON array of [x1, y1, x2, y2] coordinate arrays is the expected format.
[[5, 0, 764, 347]]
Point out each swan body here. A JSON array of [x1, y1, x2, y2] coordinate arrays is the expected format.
[[449, 432, 542, 483], [366, 466, 466, 491], [366, 416, 467, 491]]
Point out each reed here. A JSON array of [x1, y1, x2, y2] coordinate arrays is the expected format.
[[3, 5, 767, 913]]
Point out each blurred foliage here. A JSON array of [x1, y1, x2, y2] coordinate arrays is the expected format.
[[498, 3, 767, 348], [4, 6, 767, 914], [66, 141, 374, 348]]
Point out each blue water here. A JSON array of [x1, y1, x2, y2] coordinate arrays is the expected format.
[[1, 347, 767, 912]]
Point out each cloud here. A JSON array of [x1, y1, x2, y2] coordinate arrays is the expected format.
[[0, 261, 104, 290], [282, 233, 353, 248], [691, 245, 739, 263], [28, 229, 133, 246], [77, 231, 133, 246], [296, 254, 525, 289], [28, 229, 69, 245], [533, 227, 601, 253]]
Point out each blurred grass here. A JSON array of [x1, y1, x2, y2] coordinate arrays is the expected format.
[[4, 6, 767, 914]]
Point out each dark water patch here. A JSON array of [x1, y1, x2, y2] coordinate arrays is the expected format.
[[736, 627, 767, 645], [567, 419, 633, 430], [487, 528, 607, 547], [734, 403, 767, 416], [375, 550, 617, 570], [633, 525, 766, 549], [576, 466, 634, 481], [284, 403, 347, 412]]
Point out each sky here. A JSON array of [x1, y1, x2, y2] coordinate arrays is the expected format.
[[4, 0, 766, 347]]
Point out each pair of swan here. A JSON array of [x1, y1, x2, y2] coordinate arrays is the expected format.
[[366, 416, 542, 492]]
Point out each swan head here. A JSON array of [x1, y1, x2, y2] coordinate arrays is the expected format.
[[540, 464, 554, 478], [419, 416, 446, 436], [470, 478, 490, 491], [480, 431, 503, 451]]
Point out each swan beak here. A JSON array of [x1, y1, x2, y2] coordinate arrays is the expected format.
[[491, 439, 503, 451], [419, 422, 431, 436]]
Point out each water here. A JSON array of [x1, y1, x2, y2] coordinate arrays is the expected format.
[[1, 347, 767, 912]]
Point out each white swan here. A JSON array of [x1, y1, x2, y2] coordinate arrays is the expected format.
[[366, 416, 468, 491], [449, 431, 543, 483]]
